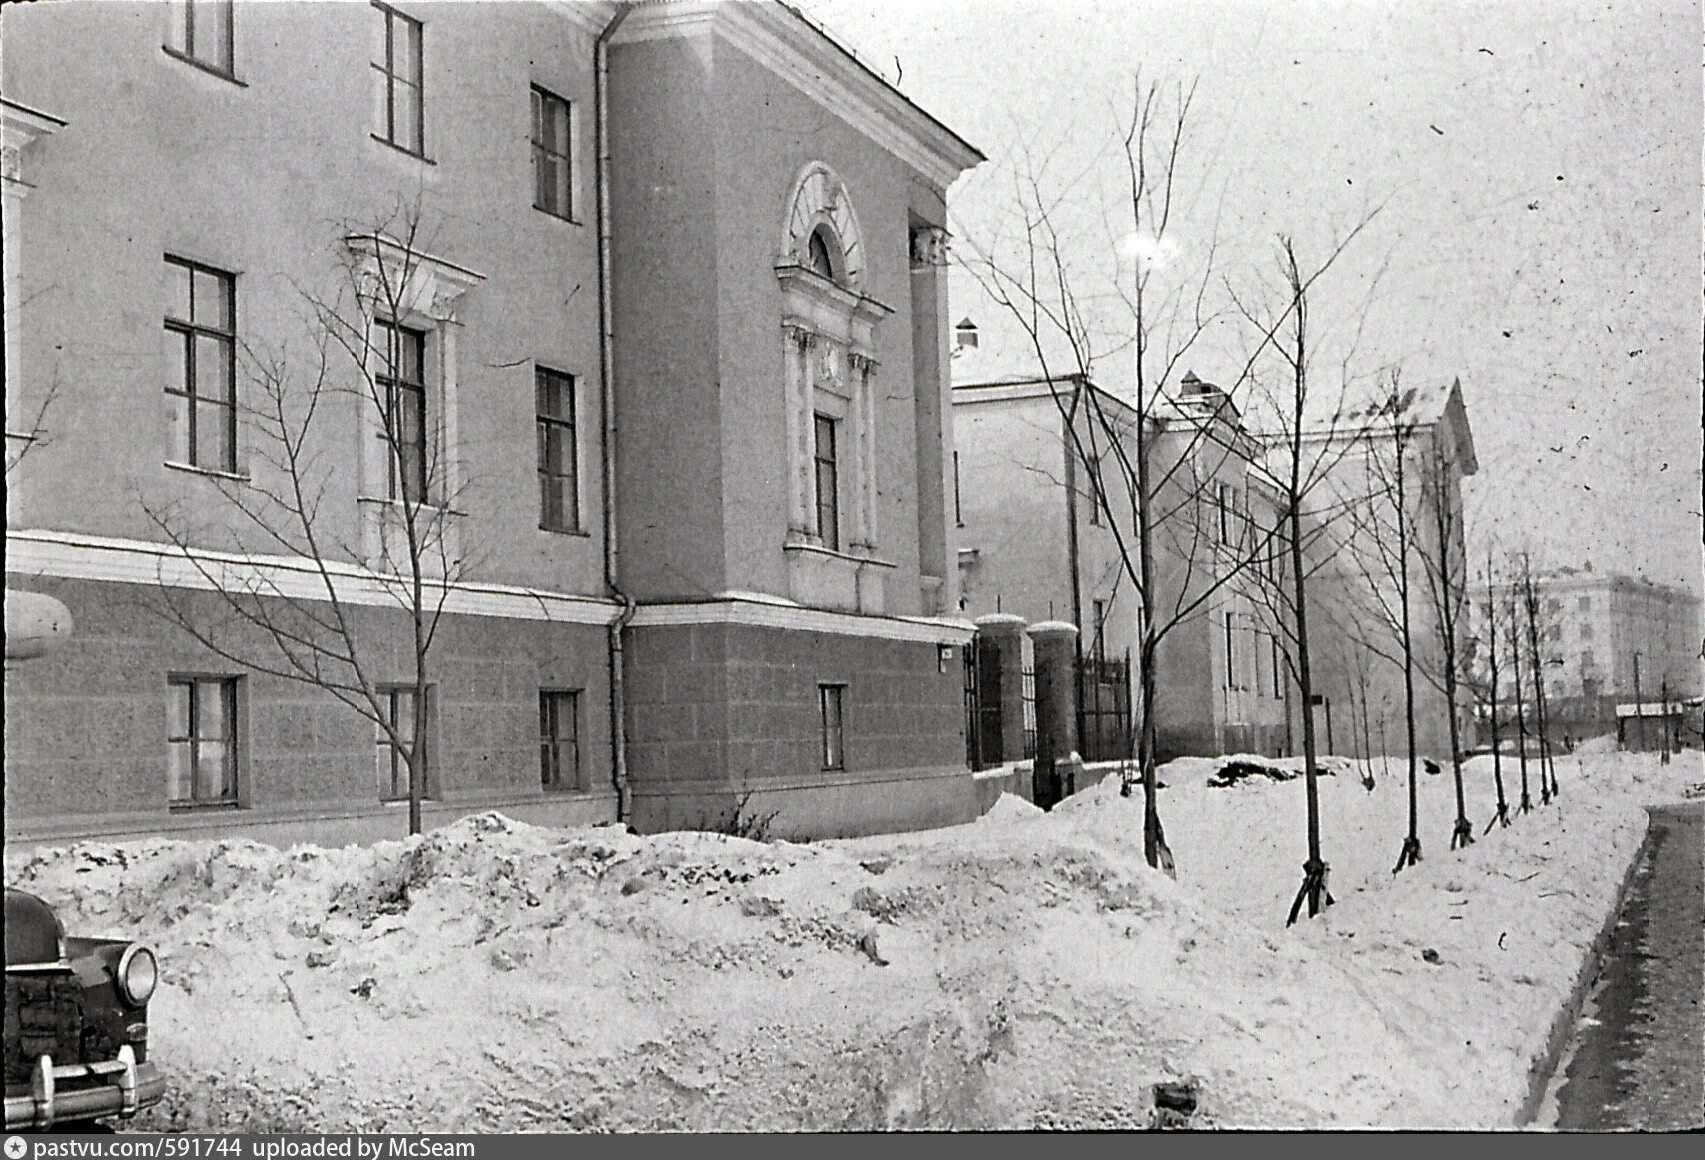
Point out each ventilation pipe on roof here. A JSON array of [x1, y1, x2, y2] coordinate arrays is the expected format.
[[597, 2, 635, 825]]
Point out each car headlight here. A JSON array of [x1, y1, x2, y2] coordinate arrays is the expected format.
[[116, 945, 158, 1007]]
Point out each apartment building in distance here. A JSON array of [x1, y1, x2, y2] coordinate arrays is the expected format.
[[1468, 567, 1703, 742], [3, 0, 983, 846]]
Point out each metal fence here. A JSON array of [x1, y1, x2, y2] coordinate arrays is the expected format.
[[1021, 662, 1037, 760], [1077, 651, 1134, 762]]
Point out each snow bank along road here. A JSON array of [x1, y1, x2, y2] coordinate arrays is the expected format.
[[5, 751, 1696, 1131]]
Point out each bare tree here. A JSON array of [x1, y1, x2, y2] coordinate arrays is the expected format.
[[1336, 376, 1425, 873], [1231, 225, 1392, 924], [1416, 440, 1474, 848], [1507, 583, 1535, 815], [141, 202, 480, 836], [1465, 548, 1511, 831], [1516, 552, 1560, 802], [961, 75, 1288, 873]]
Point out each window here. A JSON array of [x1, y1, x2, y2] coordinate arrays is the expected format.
[[167, 677, 238, 808], [536, 368, 580, 531], [377, 686, 425, 802], [531, 86, 575, 220], [164, 257, 237, 472], [1271, 636, 1284, 696], [1217, 483, 1231, 544], [1091, 599, 1108, 658], [371, 2, 424, 155], [819, 684, 846, 770], [1223, 613, 1235, 688], [807, 230, 836, 280], [814, 413, 840, 551], [166, 0, 234, 75], [374, 321, 428, 503], [1581, 621, 1594, 641], [1086, 453, 1104, 525], [539, 690, 581, 791], [1581, 650, 1595, 672], [953, 450, 963, 526], [1577, 595, 1590, 611]]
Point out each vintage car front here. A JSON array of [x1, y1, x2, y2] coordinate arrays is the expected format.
[[4, 888, 167, 1130]]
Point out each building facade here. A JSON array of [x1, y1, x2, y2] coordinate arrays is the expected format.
[[1284, 378, 1480, 762], [3, 0, 983, 846], [1468, 568, 1703, 743]]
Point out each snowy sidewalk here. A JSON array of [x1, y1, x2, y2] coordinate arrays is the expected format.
[[5, 750, 1695, 1130]]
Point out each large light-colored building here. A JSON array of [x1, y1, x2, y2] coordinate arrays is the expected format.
[[3, 0, 983, 846], [1468, 568, 1703, 741], [951, 366, 1292, 762]]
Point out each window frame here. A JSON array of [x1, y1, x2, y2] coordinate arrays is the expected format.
[[814, 412, 841, 552], [1085, 453, 1104, 526], [535, 367, 582, 533], [167, 675, 240, 809], [538, 689, 583, 792], [373, 320, 429, 504], [376, 684, 428, 803], [819, 683, 847, 771], [164, 0, 237, 79], [164, 256, 239, 474], [371, 2, 425, 158], [530, 85, 576, 222]]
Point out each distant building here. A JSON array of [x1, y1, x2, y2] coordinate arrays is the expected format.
[[1469, 569, 1703, 743]]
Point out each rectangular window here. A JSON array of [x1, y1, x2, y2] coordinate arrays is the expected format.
[[1271, 636, 1283, 696], [814, 413, 840, 551], [1086, 453, 1104, 526], [376, 686, 425, 802], [166, 0, 234, 74], [536, 368, 580, 531], [1223, 613, 1235, 688], [164, 257, 237, 472], [1217, 482, 1231, 544], [167, 677, 238, 807], [531, 86, 574, 220], [539, 690, 581, 791], [953, 450, 963, 526], [819, 683, 846, 770], [1091, 598, 1108, 658], [374, 320, 428, 503], [371, 2, 424, 156], [1577, 595, 1590, 611], [1581, 649, 1595, 671]]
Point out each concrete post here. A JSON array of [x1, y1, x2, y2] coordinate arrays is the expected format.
[[973, 613, 1027, 767], [1028, 620, 1083, 806]]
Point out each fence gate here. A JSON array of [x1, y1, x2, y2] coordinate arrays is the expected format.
[[1077, 651, 1133, 763]]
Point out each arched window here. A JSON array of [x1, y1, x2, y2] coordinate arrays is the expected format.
[[807, 229, 837, 281]]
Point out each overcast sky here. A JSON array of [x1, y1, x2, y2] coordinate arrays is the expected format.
[[799, 0, 1703, 598]]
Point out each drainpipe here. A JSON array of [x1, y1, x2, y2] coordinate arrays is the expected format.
[[597, 2, 635, 824]]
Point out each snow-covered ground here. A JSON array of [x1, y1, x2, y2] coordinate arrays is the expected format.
[[5, 749, 1697, 1131]]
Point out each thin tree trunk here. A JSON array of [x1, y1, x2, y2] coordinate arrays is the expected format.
[[1511, 594, 1532, 813]]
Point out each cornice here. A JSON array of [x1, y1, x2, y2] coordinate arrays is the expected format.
[[614, 1, 982, 189], [5, 530, 620, 626], [630, 591, 976, 644]]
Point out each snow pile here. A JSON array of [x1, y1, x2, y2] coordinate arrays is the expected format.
[[978, 791, 1044, 823], [5, 752, 1697, 1130]]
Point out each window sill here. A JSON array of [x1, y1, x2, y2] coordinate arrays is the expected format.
[[533, 206, 584, 227], [370, 135, 435, 165], [541, 784, 590, 794], [162, 46, 247, 87], [166, 460, 250, 483], [169, 801, 241, 813], [540, 524, 591, 538], [357, 494, 461, 517]]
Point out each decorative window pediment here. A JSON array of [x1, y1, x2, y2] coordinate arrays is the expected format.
[[344, 232, 485, 323], [780, 162, 866, 291]]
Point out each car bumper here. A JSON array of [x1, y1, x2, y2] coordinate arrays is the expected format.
[[5, 1046, 166, 1131]]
